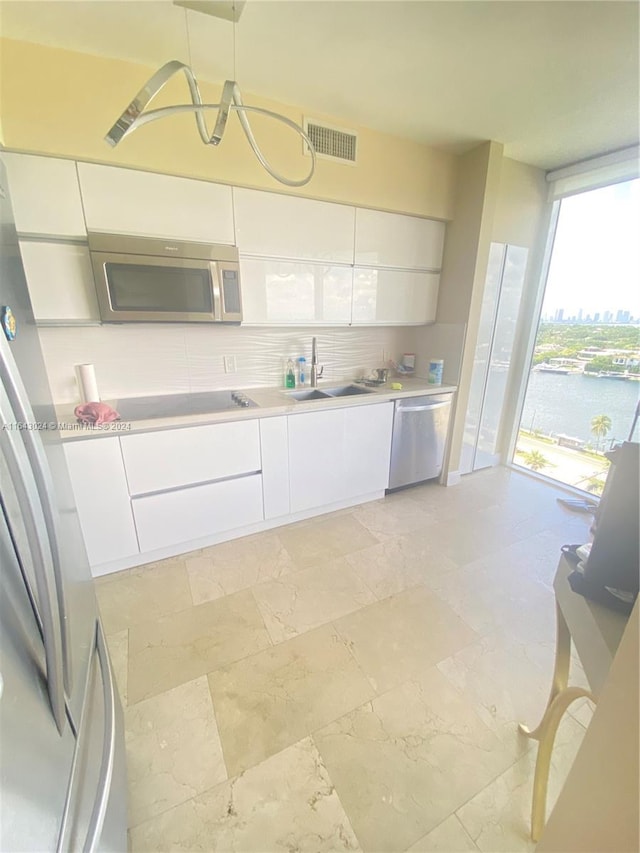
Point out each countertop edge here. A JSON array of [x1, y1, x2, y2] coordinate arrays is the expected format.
[[57, 380, 457, 441]]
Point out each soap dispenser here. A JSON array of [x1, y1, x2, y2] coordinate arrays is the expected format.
[[285, 358, 296, 389], [297, 356, 307, 387]]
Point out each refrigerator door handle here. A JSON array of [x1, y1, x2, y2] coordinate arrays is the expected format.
[[0, 335, 72, 694], [83, 623, 117, 853], [0, 394, 66, 733]]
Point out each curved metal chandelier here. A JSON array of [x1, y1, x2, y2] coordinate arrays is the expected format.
[[105, 60, 316, 187]]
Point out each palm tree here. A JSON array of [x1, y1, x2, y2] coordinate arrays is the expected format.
[[590, 414, 612, 453], [522, 450, 551, 472]]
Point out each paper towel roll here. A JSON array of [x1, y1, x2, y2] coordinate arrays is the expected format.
[[75, 363, 100, 403]]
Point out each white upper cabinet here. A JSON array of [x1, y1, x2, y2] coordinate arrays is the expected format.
[[234, 188, 355, 262], [355, 208, 445, 270], [2, 153, 86, 237], [351, 268, 440, 325], [241, 258, 352, 325], [19, 241, 100, 324], [77, 163, 234, 244]]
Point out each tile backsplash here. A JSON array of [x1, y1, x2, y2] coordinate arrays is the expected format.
[[39, 324, 415, 404]]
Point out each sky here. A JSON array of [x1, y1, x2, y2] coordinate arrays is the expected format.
[[542, 178, 640, 318]]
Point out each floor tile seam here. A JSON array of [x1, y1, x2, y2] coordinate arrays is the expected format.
[[450, 746, 538, 843], [100, 594, 200, 636], [402, 812, 481, 853], [307, 731, 369, 853], [330, 618, 383, 698], [127, 732, 348, 836]]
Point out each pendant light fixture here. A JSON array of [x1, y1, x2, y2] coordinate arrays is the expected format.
[[105, 2, 316, 188]]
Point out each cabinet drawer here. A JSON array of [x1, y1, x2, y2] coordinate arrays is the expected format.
[[120, 420, 261, 495], [132, 474, 264, 552]]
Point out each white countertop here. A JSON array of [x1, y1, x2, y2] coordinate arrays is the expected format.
[[57, 377, 457, 441]]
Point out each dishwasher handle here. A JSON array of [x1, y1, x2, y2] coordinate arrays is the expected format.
[[396, 401, 450, 414]]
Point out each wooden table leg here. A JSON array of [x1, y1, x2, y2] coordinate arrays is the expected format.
[[519, 599, 596, 840], [519, 600, 571, 740]]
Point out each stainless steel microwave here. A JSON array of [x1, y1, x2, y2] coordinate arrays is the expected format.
[[88, 233, 242, 323]]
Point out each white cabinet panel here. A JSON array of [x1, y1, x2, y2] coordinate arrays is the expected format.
[[19, 241, 100, 323], [234, 188, 355, 262], [132, 474, 264, 552], [260, 417, 290, 519], [63, 438, 139, 568], [288, 409, 345, 512], [241, 258, 352, 325], [352, 268, 439, 325], [2, 153, 86, 237], [344, 404, 393, 496], [77, 163, 234, 243], [355, 209, 445, 270], [288, 402, 393, 513], [120, 420, 260, 495]]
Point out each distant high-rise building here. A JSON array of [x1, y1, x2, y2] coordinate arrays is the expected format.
[[594, 312, 600, 322], [616, 309, 624, 323], [555, 308, 564, 322], [603, 310, 613, 323], [577, 308, 583, 322]]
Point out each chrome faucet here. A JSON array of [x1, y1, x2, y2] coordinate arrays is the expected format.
[[310, 336, 323, 387]]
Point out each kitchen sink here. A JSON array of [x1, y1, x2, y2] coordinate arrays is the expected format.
[[287, 389, 331, 401], [286, 384, 374, 402], [324, 384, 374, 397]]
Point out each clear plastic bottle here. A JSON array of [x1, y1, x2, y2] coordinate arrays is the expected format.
[[297, 356, 307, 387]]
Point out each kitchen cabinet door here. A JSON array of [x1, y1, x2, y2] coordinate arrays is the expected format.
[[63, 438, 139, 570], [234, 188, 355, 262], [355, 208, 445, 270], [19, 241, 100, 324], [343, 403, 393, 496], [2, 153, 86, 237], [288, 408, 345, 512], [351, 268, 439, 325], [241, 258, 353, 325], [260, 417, 290, 519], [77, 163, 234, 244], [288, 402, 393, 513], [132, 474, 264, 552]]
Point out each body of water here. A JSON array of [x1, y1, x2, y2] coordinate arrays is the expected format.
[[521, 371, 640, 447]]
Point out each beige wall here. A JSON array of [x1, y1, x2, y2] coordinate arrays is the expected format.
[[493, 157, 548, 247], [0, 38, 456, 219]]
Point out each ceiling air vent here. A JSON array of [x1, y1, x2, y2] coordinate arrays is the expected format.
[[303, 119, 358, 165]]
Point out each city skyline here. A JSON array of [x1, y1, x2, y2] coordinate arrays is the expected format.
[[541, 307, 637, 324]]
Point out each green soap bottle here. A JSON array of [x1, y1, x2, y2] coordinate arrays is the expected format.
[[285, 358, 296, 389]]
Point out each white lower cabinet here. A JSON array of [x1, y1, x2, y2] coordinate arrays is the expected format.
[[132, 474, 264, 552], [63, 437, 138, 567], [259, 417, 290, 519], [288, 402, 393, 513]]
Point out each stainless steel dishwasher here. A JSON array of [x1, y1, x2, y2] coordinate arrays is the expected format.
[[388, 393, 453, 489]]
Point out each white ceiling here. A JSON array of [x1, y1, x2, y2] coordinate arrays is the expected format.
[[1, 0, 638, 170]]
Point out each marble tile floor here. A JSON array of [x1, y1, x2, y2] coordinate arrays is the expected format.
[[96, 466, 595, 852]]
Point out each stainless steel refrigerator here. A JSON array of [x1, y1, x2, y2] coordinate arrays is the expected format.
[[0, 157, 127, 851]]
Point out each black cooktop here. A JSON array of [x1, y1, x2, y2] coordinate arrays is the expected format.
[[115, 390, 259, 420]]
